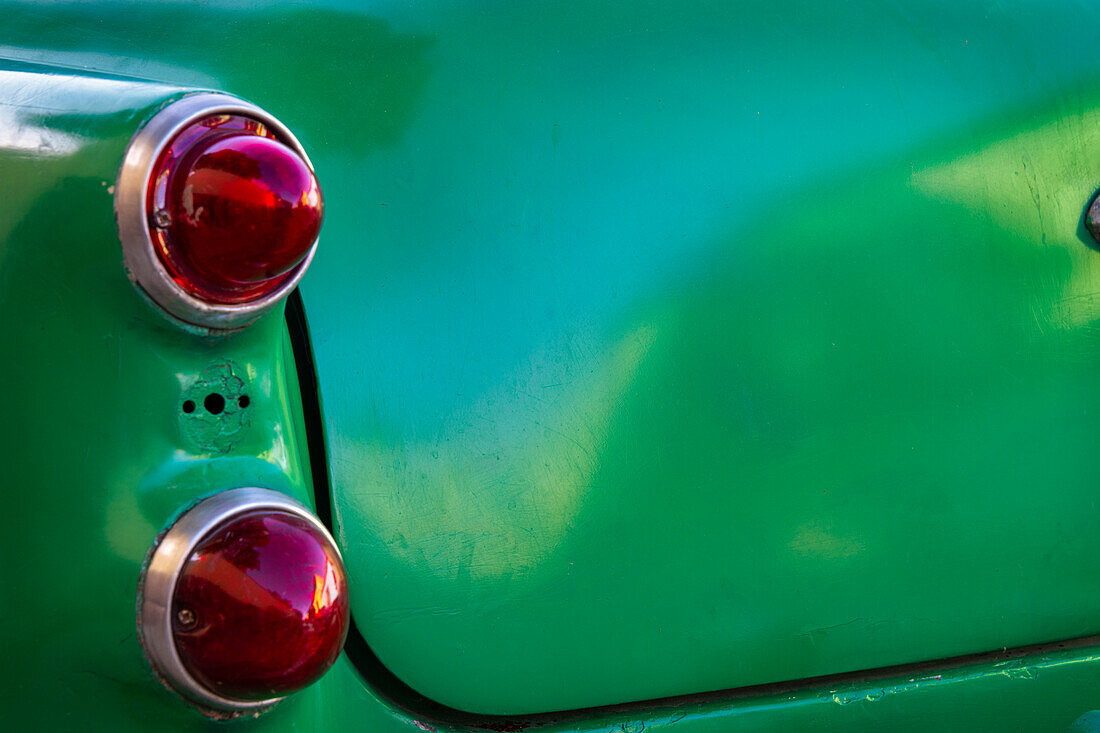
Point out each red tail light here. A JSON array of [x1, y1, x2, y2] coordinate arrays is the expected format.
[[150, 119, 323, 304], [139, 489, 349, 715], [117, 94, 322, 331]]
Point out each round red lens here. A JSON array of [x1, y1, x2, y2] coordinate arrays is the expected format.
[[148, 115, 323, 304], [171, 510, 349, 701]]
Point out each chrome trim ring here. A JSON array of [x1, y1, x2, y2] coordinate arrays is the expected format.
[[115, 93, 318, 332], [138, 487, 340, 714]]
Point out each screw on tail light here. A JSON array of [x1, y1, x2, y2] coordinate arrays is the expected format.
[[138, 488, 349, 715], [116, 94, 323, 332]]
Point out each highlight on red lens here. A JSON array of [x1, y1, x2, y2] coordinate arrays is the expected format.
[[147, 114, 323, 304], [170, 510, 349, 701]]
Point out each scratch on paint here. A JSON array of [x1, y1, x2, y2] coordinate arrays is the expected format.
[[797, 617, 867, 638]]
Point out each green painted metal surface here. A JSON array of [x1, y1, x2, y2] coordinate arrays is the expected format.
[[0, 65, 319, 727], [299, 0, 1100, 714], [6, 0, 1100, 729]]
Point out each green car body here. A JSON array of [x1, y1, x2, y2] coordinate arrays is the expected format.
[[5, 0, 1100, 729]]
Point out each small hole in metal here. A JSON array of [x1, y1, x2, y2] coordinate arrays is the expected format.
[[204, 393, 225, 415], [238, 395, 250, 409], [182, 400, 196, 414]]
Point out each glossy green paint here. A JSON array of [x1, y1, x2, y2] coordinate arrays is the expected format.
[[299, 0, 1100, 714], [7, 0, 1100, 729]]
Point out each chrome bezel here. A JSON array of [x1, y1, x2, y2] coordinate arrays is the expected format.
[[115, 93, 318, 332], [138, 487, 340, 714]]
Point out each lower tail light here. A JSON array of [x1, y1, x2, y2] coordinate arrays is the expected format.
[[139, 488, 349, 715]]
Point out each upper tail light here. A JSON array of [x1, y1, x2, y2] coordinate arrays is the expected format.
[[116, 94, 322, 331], [138, 488, 349, 716]]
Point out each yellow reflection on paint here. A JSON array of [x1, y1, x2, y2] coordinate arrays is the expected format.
[[911, 102, 1100, 329], [789, 519, 866, 561], [350, 323, 658, 580]]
